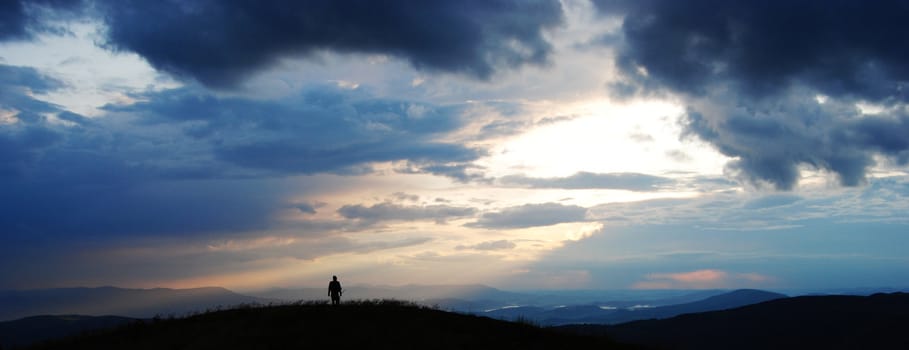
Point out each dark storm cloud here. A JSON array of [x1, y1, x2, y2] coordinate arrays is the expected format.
[[295, 203, 318, 215], [337, 203, 476, 224], [0, 0, 82, 41], [0, 1, 28, 40], [499, 171, 672, 191], [0, 123, 282, 238], [106, 85, 481, 175], [844, 114, 909, 164], [0, 64, 65, 175], [396, 162, 489, 183], [468, 202, 588, 229], [596, 0, 909, 101], [595, 0, 909, 189], [94, 0, 564, 88], [682, 96, 909, 189], [0, 64, 64, 119], [1, 73, 480, 239]]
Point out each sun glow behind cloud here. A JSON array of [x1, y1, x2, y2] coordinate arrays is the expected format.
[[481, 99, 728, 179]]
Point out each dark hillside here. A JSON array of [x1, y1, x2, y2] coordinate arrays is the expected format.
[[24, 300, 637, 350], [561, 292, 909, 350], [0, 315, 135, 348]]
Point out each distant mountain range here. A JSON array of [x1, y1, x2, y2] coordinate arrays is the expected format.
[[0, 286, 261, 321], [479, 289, 787, 325], [560, 292, 909, 350]]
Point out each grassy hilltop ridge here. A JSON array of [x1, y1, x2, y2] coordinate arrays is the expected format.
[[25, 300, 636, 350]]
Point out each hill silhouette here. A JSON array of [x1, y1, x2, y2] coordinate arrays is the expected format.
[[0, 315, 135, 348], [21, 300, 637, 350], [561, 292, 909, 350]]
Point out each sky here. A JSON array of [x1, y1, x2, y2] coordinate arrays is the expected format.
[[1, 0, 908, 292]]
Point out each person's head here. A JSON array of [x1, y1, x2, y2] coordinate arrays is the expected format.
[[332, 275, 337, 281]]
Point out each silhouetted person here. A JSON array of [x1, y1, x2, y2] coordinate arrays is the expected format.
[[328, 275, 343, 305]]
